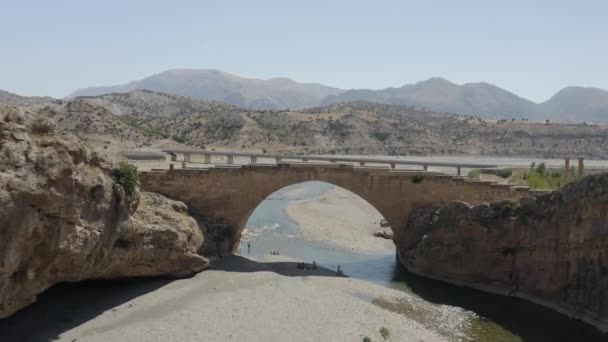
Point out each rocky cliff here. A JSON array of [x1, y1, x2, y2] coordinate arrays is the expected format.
[[94, 192, 208, 279], [398, 174, 608, 331], [0, 106, 207, 318]]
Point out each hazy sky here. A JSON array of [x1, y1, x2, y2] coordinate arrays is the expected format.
[[1, 0, 606, 101]]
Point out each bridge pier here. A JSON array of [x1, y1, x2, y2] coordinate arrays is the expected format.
[[227, 155, 234, 164], [390, 163, 396, 169], [170, 153, 177, 162], [423, 165, 428, 171], [275, 157, 282, 164], [250, 156, 257, 164], [457, 166, 461, 176], [578, 158, 585, 178], [204, 154, 211, 164], [184, 153, 191, 162], [564, 158, 571, 179]]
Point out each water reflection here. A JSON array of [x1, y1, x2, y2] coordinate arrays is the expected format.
[[389, 263, 607, 342]]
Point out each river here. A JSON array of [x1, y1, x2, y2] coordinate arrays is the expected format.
[[240, 181, 607, 342]]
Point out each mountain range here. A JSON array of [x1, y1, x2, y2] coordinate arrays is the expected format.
[[70, 69, 343, 110], [68, 69, 608, 123]]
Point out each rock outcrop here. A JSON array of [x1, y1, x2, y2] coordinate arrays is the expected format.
[[0, 106, 207, 318], [398, 174, 608, 331], [94, 192, 208, 279], [373, 228, 394, 240]]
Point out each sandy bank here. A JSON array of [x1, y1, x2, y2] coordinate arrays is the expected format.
[[285, 186, 394, 252], [0, 255, 451, 342]]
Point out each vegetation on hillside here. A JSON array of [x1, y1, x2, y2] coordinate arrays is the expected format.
[[24, 90, 608, 160], [516, 162, 575, 190], [469, 163, 579, 190]]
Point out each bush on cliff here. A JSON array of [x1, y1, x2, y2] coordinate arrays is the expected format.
[[519, 166, 571, 190], [468, 169, 481, 178], [112, 162, 139, 196]]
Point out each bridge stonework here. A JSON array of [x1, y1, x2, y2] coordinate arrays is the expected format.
[[140, 164, 532, 254]]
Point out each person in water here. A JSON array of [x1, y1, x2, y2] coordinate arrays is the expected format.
[[337, 265, 343, 275]]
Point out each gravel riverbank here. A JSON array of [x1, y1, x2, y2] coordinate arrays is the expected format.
[[1, 255, 449, 342], [284, 186, 393, 253]]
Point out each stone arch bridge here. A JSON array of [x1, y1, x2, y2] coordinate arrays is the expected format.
[[140, 163, 535, 254]]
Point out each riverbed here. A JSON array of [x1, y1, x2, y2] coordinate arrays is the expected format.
[[240, 181, 608, 341]]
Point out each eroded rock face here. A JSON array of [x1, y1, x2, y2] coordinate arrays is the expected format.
[[0, 106, 207, 318], [94, 192, 208, 279], [399, 174, 608, 331]]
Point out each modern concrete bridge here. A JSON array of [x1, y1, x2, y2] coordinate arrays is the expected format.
[[140, 162, 535, 254], [162, 149, 498, 176]]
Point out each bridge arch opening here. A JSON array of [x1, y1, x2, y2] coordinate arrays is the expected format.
[[238, 181, 397, 279]]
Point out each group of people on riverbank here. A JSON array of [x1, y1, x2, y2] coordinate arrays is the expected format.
[[295, 261, 344, 276], [296, 261, 318, 270], [246, 242, 344, 276]]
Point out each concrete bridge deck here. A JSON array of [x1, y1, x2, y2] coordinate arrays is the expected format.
[[161, 149, 498, 175]]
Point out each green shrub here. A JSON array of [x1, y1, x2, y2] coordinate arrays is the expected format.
[[524, 168, 568, 190], [379, 326, 390, 340], [112, 162, 138, 196], [362, 337, 372, 342], [496, 168, 513, 178], [550, 170, 562, 178], [172, 134, 187, 144], [412, 175, 424, 184], [535, 162, 546, 175], [525, 172, 551, 189], [468, 169, 481, 178], [371, 131, 390, 142]]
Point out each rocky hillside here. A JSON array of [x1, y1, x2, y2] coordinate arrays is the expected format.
[[0, 89, 56, 106], [0, 106, 207, 318], [6, 89, 608, 159], [398, 174, 608, 331], [69, 69, 344, 110], [36, 99, 157, 152], [0, 90, 168, 156], [78, 89, 234, 117], [117, 96, 608, 159]]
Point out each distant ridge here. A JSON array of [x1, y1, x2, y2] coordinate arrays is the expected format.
[[322, 77, 538, 120], [69, 69, 344, 110], [67, 69, 608, 123], [0, 89, 56, 106]]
